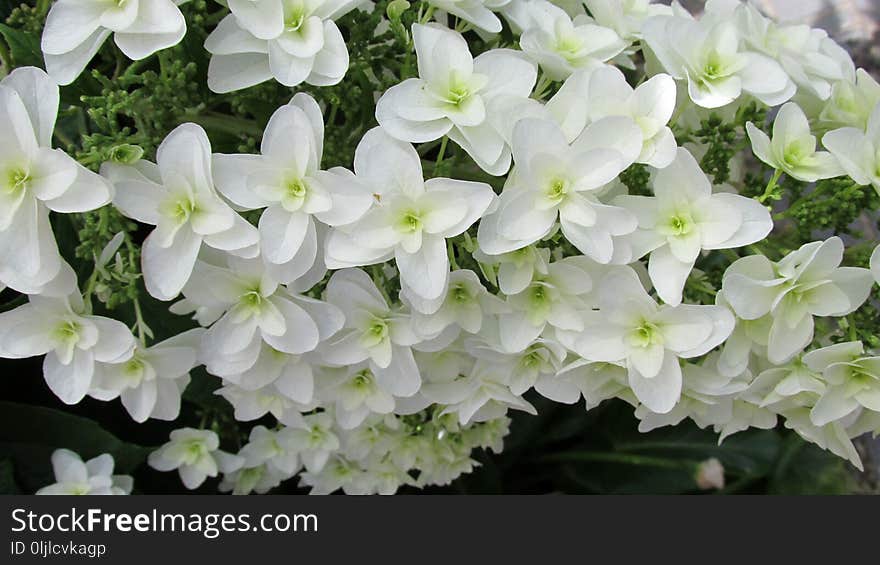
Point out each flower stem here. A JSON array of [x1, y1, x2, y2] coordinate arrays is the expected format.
[[434, 136, 448, 175], [758, 169, 783, 204]]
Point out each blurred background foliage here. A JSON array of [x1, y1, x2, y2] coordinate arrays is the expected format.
[[0, 0, 877, 494]]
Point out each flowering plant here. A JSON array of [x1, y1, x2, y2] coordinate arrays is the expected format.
[[0, 0, 878, 495]]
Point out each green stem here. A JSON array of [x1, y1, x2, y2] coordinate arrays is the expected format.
[[433, 136, 448, 176], [447, 240, 460, 271], [419, 5, 436, 24], [758, 169, 783, 204], [133, 297, 148, 346]]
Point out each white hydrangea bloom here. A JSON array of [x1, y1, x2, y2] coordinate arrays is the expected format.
[[375, 23, 537, 175], [477, 116, 641, 262], [148, 428, 245, 489], [205, 0, 363, 93], [722, 0, 848, 100], [403, 269, 508, 341], [803, 341, 880, 427], [615, 148, 773, 305], [41, 0, 187, 85], [214, 93, 373, 282], [823, 102, 880, 196], [104, 123, 259, 301], [492, 256, 596, 352], [89, 329, 203, 423], [721, 237, 873, 364], [0, 67, 113, 294], [583, 66, 678, 168], [37, 449, 132, 495], [519, 1, 627, 81], [557, 268, 734, 414], [642, 12, 794, 108], [325, 128, 495, 301], [584, 0, 671, 43], [181, 255, 342, 377], [747, 102, 843, 182], [425, 0, 508, 33], [0, 294, 136, 405], [320, 268, 423, 397]]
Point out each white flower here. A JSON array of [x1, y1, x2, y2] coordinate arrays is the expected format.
[[493, 256, 595, 352], [104, 123, 259, 301], [220, 463, 286, 495], [0, 67, 112, 294], [183, 255, 342, 377], [37, 449, 132, 495], [468, 333, 567, 396], [320, 268, 423, 397], [41, 0, 186, 85], [744, 359, 825, 412], [423, 358, 537, 425], [425, 0, 507, 33], [238, 425, 302, 478], [210, 340, 319, 407], [558, 268, 734, 414], [584, 0, 671, 42], [375, 23, 537, 175], [721, 237, 874, 364], [746, 102, 843, 182], [520, 1, 627, 81], [205, 0, 362, 93], [214, 93, 372, 282], [781, 407, 863, 470], [803, 341, 880, 427], [89, 329, 203, 423], [615, 148, 772, 305], [285, 412, 341, 473], [148, 428, 244, 489], [633, 353, 751, 433], [642, 14, 794, 108], [477, 116, 641, 262], [216, 381, 311, 426], [0, 294, 135, 405], [325, 128, 495, 301], [402, 269, 508, 339], [537, 356, 632, 408], [474, 245, 550, 295], [823, 102, 880, 196], [815, 69, 880, 131], [584, 66, 678, 168], [220, 425, 302, 494], [727, 0, 848, 100], [319, 363, 397, 429]]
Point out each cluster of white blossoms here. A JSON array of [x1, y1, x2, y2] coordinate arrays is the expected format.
[[6, 0, 880, 495]]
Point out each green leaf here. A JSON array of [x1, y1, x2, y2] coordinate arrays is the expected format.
[[0, 401, 151, 493], [0, 23, 44, 69]]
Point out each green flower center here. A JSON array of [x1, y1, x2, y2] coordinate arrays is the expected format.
[[397, 210, 423, 233], [450, 283, 471, 304], [630, 320, 663, 348], [52, 320, 82, 346], [285, 178, 308, 199], [666, 212, 694, 236], [240, 289, 264, 308], [161, 195, 196, 224], [545, 178, 569, 203], [556, 35, 584, 60], [352, 370, 374, 388], [6, 168, 29, 195]]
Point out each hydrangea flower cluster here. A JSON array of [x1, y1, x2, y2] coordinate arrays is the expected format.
[[2, 0, 880, 494]]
